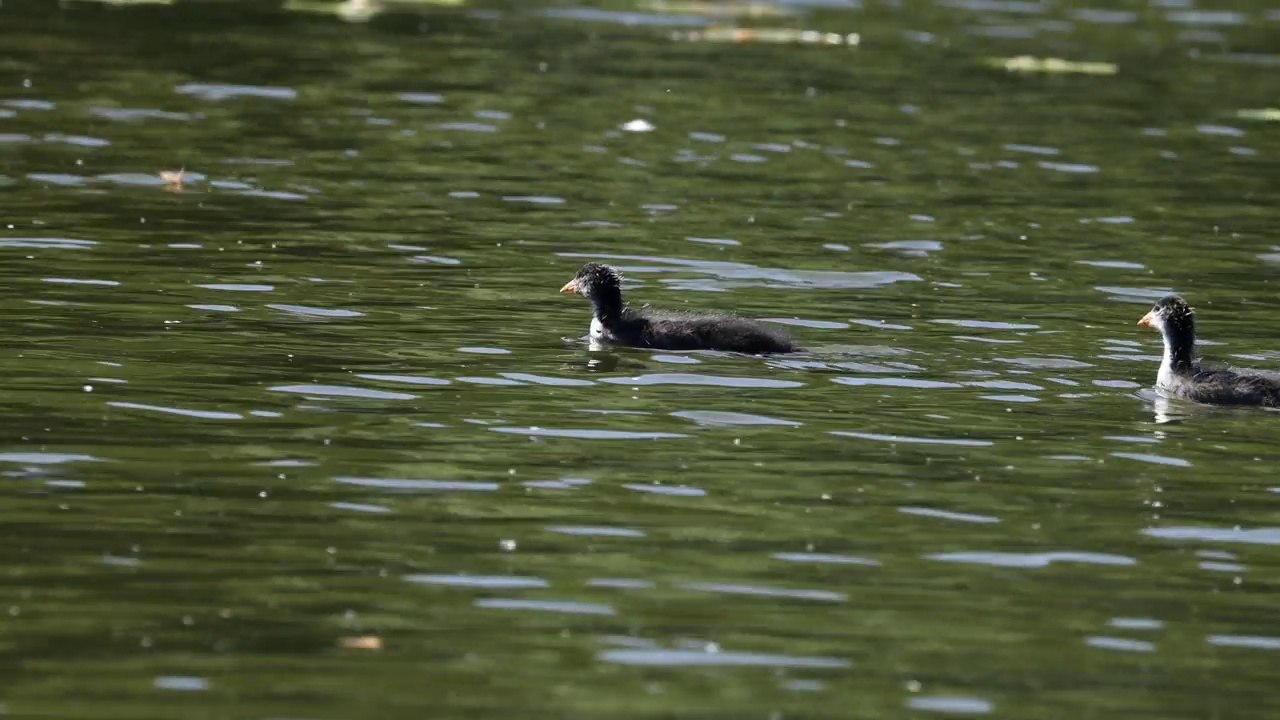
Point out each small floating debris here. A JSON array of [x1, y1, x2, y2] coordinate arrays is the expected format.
[[1237, 108, 1280, 122], [285, 0, 381, 22], [160, 167, 186, 190], [620, 119, 655, 133], [988, 55, 1117, 75], [285, 0, 465, 23], [339, 635, 383, 650], [673, 27, 860, 47]]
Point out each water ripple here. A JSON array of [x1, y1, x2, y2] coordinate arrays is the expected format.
[[355, 373, 450, 386], [1087, 636, 1156, 653], [998, 357, 1093, 369], [197, 283, 274, 292], [268, 304, 363, 318], [187, 304, 238, 312], [474, 598, 614, 615], [2, 98, 55, 110], [1111, 452, 1191, 467], [1039, 161, 1100, 173], [907, 697, 995, 715], [670, 410, 799, 427], [175, 83, 297, 101], [675, 582, 846, 602], [405, 574, 547, 588], [0, 452, 99, 464], [339, 477, 499, 492], [1109, 617, 1163, 630], [1142, 526, 1280, 546], [330, 502, 391, 514], [1005, 143, 1058, 155], [499, 373, 594, 386], [831, 431, 992, 447], [154, 676, 209, 692], [397, 92, 444, 104], [44, 277, 117, 286], [622, 483, 705, 497], [502, 195, 564, 205], [91, 106, 191, 122], [934, 319, 1038, 330], [599, 374, 803, 389], [772, 552, 881, 566], [0, 237, 95, 249], [546, 526, 645, 538], [271, 384, 416, 400], [1167, 11, 1244, 25], [927, 551, 1136, 567], [44, 133, 110, 147], [491, 427, 687, 440], [966, 380, 1043, 391], [833, 377, 962, 389], [557, 252, 920, 289], [107, 401, 241, 421], [438, 122, 497, 133], [899, 507, 1000, 524], [1207, 635, 1280, 650], [599, 648, 849, 668], [760, 317, 849, 329]]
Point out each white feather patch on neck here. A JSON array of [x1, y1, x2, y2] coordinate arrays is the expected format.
[[1156, 336, 1177, 389]]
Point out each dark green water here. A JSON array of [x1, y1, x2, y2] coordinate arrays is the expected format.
[[2, 0, 1279, 717]]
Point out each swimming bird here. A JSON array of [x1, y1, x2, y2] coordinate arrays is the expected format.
[[559, 262, 795, 354], [1137, 294, 1280, 406]]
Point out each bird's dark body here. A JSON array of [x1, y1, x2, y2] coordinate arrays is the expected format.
[[605, 308, 794, 354], [561, 262, 796, 355], [1167, 367, 1280, 407]]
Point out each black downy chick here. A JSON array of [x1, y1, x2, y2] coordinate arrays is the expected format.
[[559, 262, 795, 354], [1137, 294, 1280, 407]]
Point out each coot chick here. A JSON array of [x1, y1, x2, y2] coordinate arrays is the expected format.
[[559, 263, 795, 354], [1137, 294, 1280, 407]]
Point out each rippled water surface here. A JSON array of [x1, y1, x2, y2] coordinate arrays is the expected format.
[[3, 0, 1279, 717]]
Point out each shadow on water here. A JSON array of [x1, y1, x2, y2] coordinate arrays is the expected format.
[[2, 0, 1280, 718]]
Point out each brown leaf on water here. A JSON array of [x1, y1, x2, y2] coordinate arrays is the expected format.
[[339, 635, 383, 650], [160, 168, 185, 190]]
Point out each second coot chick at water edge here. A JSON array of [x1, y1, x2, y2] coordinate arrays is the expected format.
[[1138, 294, 1280, 406], [559, 263, 795, 354]]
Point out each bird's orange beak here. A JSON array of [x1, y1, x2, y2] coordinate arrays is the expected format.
[[559, 279, 578, 294], [1137, 310, 1156, 328]]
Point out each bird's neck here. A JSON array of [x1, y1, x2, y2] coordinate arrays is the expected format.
[[1158, 325, 1196, 384], [591, 290, 625, 325]]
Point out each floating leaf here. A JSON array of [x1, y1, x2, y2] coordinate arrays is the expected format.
[[640, 0, 796, 18], [1237, 108, 1280, 122], [988, 55, 1117, 76]]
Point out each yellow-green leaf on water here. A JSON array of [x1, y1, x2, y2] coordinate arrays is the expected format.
[[988, 55, 1118, 76], [284, 0, 381, 22], [1236, 108, 1280, 122], [639, 0, 795, 18]]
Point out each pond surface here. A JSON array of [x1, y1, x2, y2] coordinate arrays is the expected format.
[[2, 0, 1279, 717]]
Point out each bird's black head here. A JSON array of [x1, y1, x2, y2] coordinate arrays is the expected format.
[[1138, 294, 1195, 338], [559, 263, 623, 302]]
